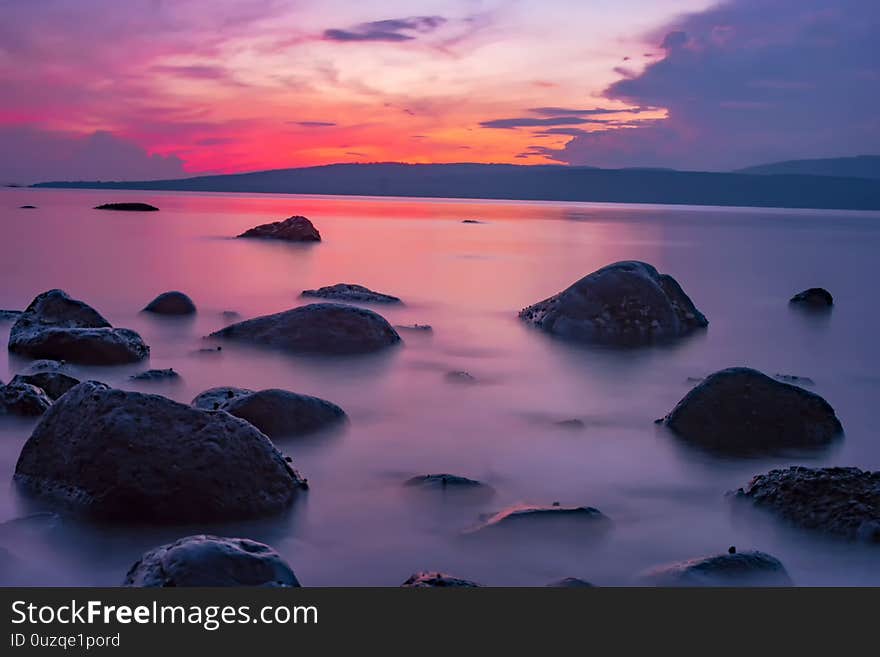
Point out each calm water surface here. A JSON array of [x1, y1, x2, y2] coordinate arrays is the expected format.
[[1, 188, 878, 586]]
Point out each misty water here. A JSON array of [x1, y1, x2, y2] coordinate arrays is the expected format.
[[1, 188, 878, 586]]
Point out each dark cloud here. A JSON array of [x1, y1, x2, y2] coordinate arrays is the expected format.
[[529, 106, 644, 117], [556, 0, 880, 170], [480, 116, 592, 129], [323, 16, 446, 43]]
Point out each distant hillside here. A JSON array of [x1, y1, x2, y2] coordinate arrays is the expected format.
[[737, 155, 880, 180], [33, 162, 880, 211]]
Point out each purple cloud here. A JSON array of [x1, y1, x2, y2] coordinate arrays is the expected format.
[[480, 116, 594, 129], [323, 16, 446, 43]]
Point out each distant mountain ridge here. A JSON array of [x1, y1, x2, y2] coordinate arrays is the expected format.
[[33, 162, 880, 211], [737, 155, 880, 180]]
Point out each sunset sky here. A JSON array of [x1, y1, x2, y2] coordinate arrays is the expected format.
[[1, 0, 877, 182]]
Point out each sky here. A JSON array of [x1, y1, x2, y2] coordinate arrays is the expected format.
[[1, 0, 877, 182]]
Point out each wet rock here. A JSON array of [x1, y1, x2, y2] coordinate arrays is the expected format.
[[0, 310, 22, 322], [191, 386, 254, 411], [461, 219, 484, 224], [546, 577, 594, 587], [124, 535, 300, 587], [301, 283, 401, 304], [405, 473, 488, 490], [8, 289, 149, 365], [142, 291, 196, 315], [733, 466, 879, 542], [774, 373, 815, 386], [210, 303, 401, 355], [14, 381, 305, 523], [519, 261, 707, 345], [790, 287, 833, 308], [465, 504, 611, 538], [94, 202, 159, 211], [641, 550, 793, 587], [445, 370, 476, 384], [130, 368, 180, 382], [401, 571, 480, 587], [395, 324, 432, 332], [661, 367, 843, 454], [19, 205, 37, 209], [202, 388, 347, 439], [0, 381, 52, 416], [238, 215, 320, 242], [9, 360, 80, 400]]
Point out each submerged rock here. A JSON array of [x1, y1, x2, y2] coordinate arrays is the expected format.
[[661, 367, 843, 454], [210, 303, 401, 355], [191, 386, 253, 410], [733, 466, 879, 543], [14, 382, 305, 523], [9, 360, 80, 400], [301, 283, 401, 304], [0, 381, 52, 417], [519, 261, 707, 345], [641, 550, 792, 587], [445, 370, 476, 384], [130, 368, 180, 382], [142, 291, 196, 315], [461, 219, 484, 224], [238, 215, 320, 242], [395, 323, 432, 332], [554, 418, 585, 430], [465, 504, 611, 538], [19, 205, 37, 209], [401, 571, 481, 587], [404, 473, 488, 490], [546, 577, 594, 587], [198, 388, 347, 439], [124, 535, 300, 587], [8, 289, 149, 365], [94, 202, 159, 211], [790, 287, 833, 308]]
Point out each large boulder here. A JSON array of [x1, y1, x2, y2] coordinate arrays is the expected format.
[[641, 550, 792, 587], [301, 284, 401, 304], [142, 291, 196, 315], [401, 571, 480, 587], [210, 303, 401, 355], [0, 381, 52, 417], [14, 382, 305, 523], [734, 467, 879, 543], [8, 290, 149, 365], [519, 261, 707, 345], [192, 388, 346, 438], [238, 215, 320, 242], [661, 367, 843, 454], [9, 360, 80, 400], [191, 386, 253, 410], [790, 287, 833, 308], [123, 535, 300, 587]]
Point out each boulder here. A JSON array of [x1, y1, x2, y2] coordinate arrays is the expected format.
[[519, 261, 707, 345], [8, 290, 149, 365], [401, 571, 480, 587], [9, 360, 80, 400], [94, 202, 158, 211], [130, 368, 180, 382], [196, 388, 347, 439], [124, 535, 300, 587], [191, 386, 253, 410], [14, 382, 305, 522], [661, 367, 843, 454], [237, 215, 320, 242], [641, 550, 792, 586], [142, 291, 196, 315], [733, 466, 879, 542], [301, 283, 401, 304], [210, 303, 401, 355], [465, 504, 611, 538], [546, 577, 594, 587], [0, 381, 52, 417], [790, 287, 833, 307]]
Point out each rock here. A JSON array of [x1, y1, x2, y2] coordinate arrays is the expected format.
[[401, 571, 480, 587], [790, 287, 833, 307], [9, 360, 80, 400], [191, 386, 254, 411], [193, 346, 223, 355], [14, 382, 305, 522], [94, 202, 158, 211], [0, 310, 22, 322], [641, 550, 793, 587], [130, 368, 180, 382], [123, 535, 300, 587], [554, 419, 585, 430], [774, 373, 815, 386], [519, 261, 707, 345], [733, 466, 879, 542], [445, 370, 476, 384], [0, 381, 52, 416], [237, 215, 320, 241], [8, 290, 149, 365], [199, 388, 347, 439], [546, 577, 594, 587], [465, 504, 611, 537], [395, 324, 432, 332], [661, 367, 843, 454], [301, 283, 401, 304], [142, 291, 196, 315], [19, 205, 37, 209], [404, 473, 488, 490], [461, 219, 484, 224], [210, 303, 401, 355]]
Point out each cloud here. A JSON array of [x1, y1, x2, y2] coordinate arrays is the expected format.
[[292, 121, 337, 128], [529, 107, 644, 117], [151, 65, 233, 80], [555, 0, 880, 170], [323, 16, 447, 43], [0, 128, 184, 184], [480, 116, 596, 129]]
